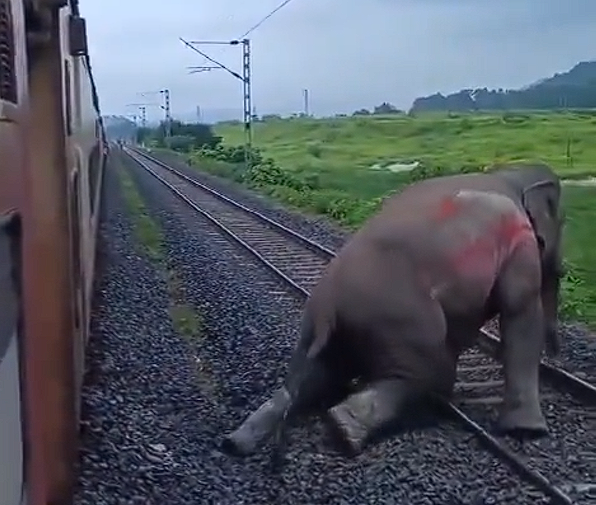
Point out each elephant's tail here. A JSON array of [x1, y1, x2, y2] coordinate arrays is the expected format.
[[268, 309, 335, 468], [285, 306, 335, 397], [306, 314, 335, 359]]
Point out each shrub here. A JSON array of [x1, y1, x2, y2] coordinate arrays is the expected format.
[[560, 260, 588, 320]]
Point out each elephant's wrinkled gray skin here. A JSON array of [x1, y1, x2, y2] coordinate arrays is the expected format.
[[222, 163, 564, 458]]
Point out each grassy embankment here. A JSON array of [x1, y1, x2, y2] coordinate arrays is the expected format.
[[116, 157, 219, 398], [185, 111, 596, 328]]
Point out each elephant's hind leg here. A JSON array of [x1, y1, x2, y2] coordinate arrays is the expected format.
[[222, 356, 350, 456], [327, 378, 414, 455], [327, 302, 452, 455]]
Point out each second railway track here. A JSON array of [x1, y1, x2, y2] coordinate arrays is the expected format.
[[125, 148, 333, 296], [125, 146, 596, 504]]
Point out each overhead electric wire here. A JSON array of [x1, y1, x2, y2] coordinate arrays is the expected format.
[[237, 0, 296, 39]]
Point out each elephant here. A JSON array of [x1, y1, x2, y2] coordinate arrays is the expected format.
[[222, 162, 564, 458]]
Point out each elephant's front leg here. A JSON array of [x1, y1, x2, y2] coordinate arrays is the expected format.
[[497, 294, 548, 435]]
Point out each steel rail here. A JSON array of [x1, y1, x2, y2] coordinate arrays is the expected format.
[[479, 327, 596, 404], [130, 147, 336, 257], [124, 147, 579, 504], [133, 147, 596, 402], [132, 147, 596, 400]]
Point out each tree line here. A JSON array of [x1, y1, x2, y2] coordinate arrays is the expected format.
[[135, 120, 222, 152], [410, 60, 596, 113]]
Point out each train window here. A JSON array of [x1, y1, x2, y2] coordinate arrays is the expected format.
[[0, 214, 19, 393], [0, 0, 18, 103], [0, 213, 25, 505], [64, 60, 72, 135]]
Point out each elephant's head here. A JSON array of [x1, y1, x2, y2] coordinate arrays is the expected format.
[[520, 172, 565, 357], [490, 163, 563, 267], [494, 163, 564, 357], [520, 178, 563, 268]]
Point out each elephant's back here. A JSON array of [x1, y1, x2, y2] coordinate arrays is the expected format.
[[381, 172, 517, 215], [360, 172, 524, 244], [329, 179, 536, 316]]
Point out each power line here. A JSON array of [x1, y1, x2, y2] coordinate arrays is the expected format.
[[180, 38, 243, 80], [238, 0, 296, 39], [181, 38, 253, 170]]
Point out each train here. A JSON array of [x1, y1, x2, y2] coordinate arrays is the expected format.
[[0, 1, 107, 504]]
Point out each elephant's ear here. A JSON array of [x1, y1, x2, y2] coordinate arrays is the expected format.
[[521, 181, 559, 254]]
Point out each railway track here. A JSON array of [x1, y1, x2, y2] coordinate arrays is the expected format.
[[124, 146, 596, 504]]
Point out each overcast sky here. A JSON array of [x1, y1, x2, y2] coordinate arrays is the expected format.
[[82, 0, 596, 121]]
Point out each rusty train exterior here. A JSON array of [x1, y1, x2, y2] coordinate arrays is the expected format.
[[0, 0, 107, 504]]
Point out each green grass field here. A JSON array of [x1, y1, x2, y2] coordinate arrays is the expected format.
[[216, 111, 596, 196], [199, 111, 596, 328]]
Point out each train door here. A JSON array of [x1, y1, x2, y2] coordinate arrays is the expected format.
[[0, 214, 25, 505], [64, 49, 85, 412]]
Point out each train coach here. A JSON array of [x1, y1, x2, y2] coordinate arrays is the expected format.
[[0, 0, 106, 504]]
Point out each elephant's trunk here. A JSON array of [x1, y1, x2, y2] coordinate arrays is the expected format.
[[543, 256, 564, 358]]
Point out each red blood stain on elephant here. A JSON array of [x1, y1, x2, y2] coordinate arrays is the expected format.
[[499, 215, 533, 243], [435, 197, 459, 220], [451, 215, 534, 278]]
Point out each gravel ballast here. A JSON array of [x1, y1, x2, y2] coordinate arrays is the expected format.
[[72, 152, 558, 504], [148, 149, 596, 384], [455, 351, 596, 505]]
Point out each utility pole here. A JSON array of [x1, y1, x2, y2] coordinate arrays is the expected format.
[[140, 106, 146, 146], [180, 37, 253, 169], [240, 38, 252, 162], [126, 103, 150, 123], [161, 89, 172, 142], [126, 113, 138, 145], [126, 103, 153, 146], [139, 106, 147, 128], [178, 0, 295, 162], [137, 90, 172, 145], [303, 88, 309, 116]]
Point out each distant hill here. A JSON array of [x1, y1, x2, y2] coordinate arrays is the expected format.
[[410, 60, 596, 113]]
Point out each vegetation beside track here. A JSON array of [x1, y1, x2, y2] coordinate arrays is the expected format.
[[117, 157, 219, 397], [159, 111, 596, 328], [118, 164, 163, 261]]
